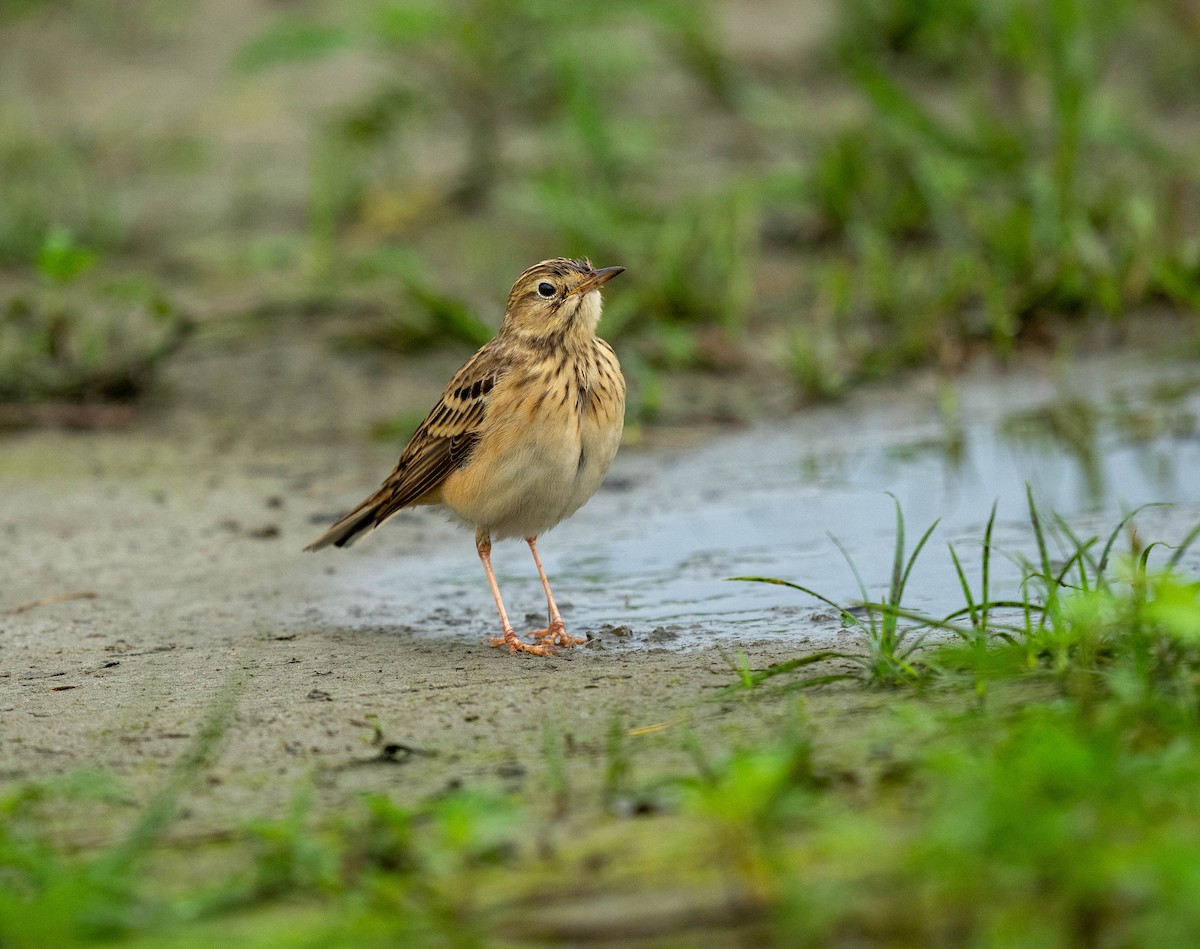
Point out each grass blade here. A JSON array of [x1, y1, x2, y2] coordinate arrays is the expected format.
[[727, 576, 868, 631], [828, 533, 873, 616], [1166, 522, 1200, 571], [715, 651, 855, 696], [778, 673, 858, 693], [886, 493, 906, 613], [1051, 513, 1100, 588], [942, 600, 1043, 624], [1098, 502, 1172, 580], [900, 516, 940, 596], [981, 498, 998, 631], [948, 542, 978, 628], [1026, 483, 1053, 583]]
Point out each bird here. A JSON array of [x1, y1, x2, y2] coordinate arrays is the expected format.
[[306, 258, 626, 656]]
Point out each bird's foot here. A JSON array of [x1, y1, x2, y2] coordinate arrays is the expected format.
[[531, 620, 586, 649], [486, 627, 556, 657]]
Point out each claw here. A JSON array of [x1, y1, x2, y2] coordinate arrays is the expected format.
[[530, 620, 585, 648], [486, 627, 556, 657]]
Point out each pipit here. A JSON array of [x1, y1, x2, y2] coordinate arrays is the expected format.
[[306, 258, 626, 656]]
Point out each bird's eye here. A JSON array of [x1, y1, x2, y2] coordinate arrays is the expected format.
[[537, 282, 555, 298]]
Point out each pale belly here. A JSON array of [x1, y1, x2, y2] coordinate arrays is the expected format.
[[439, 411, 623, 540]]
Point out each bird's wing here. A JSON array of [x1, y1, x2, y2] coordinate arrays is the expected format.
[[370, 342, 510, 521], [304, 341, 510, 550]]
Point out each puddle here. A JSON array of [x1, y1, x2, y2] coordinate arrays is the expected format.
[[327, 356, 1200, 648]]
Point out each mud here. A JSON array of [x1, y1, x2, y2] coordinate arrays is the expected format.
[[3, 331, 1200, 835]]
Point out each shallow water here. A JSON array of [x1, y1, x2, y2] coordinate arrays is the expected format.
[[330, 355, 1200, 648]]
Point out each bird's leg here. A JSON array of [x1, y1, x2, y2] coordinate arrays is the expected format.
[[526, 536, 586, 648], [479, 530, 554, 656]]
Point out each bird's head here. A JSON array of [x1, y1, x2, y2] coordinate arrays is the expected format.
[[500, 258, 624, 342]]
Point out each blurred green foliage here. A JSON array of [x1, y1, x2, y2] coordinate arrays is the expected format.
[[238, 0, 732, 207], [0, 230, 190, 407], [230, 0, 1200, 415], [4, 0, 1199, 417], [4, 501, 1200, 945], [773, 0, 1200, 391], [37, 226, 98, 284], [238, 0, 751, 404], [339, 248, 495, 353], [523, 177, 759, 361], [0, 124, 124, 267], [4, 6, 1200, 942]]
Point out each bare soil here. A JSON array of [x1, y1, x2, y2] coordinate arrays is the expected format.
[[0, 328, 816, 841]]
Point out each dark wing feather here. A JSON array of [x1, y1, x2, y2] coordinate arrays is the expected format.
[[304, 343, 506, 550]]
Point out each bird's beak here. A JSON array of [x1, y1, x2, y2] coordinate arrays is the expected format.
[[569, 265, 625, 297]]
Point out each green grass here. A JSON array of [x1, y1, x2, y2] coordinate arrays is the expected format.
[[7, 0, 1200, 418], [5, 5, 1200, 941], [733, 488, 1200, 695], [228, 0, 1200, 415], [0, 122, 125, 267], [731, 493, 940, 689], [238, 0, 733, 215], [5, 497, 1200, 945], [0, 230, 191, 410], [523, 177, 759, 351], [769, 0, 1200, 395], [235, 0, 752, 421]]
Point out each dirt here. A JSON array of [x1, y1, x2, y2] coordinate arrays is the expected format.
[[0, 327, 812, 838], [4, 0, 1200, 822], [6, 319, 1200, 847], [0, 0, 847, 827]]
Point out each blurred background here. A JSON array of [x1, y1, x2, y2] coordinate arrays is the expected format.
[[5, 7, 1200, 942], [1, 0, 1199, 435]]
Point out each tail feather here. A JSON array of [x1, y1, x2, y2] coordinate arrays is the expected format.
[[304, 496, 384, 551]]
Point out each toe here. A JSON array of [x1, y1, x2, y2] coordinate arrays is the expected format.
[[485, 632, 557, 657]]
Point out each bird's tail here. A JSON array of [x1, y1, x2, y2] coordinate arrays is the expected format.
[[304, 492, 386, 551]]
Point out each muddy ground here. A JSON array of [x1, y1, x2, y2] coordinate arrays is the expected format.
[[6, 321, 1200, 848], [0, 328, 827, 841]]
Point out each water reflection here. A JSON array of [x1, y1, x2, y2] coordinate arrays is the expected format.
[[997, 380, 1198, 507], [331, 358, 1200, 647]]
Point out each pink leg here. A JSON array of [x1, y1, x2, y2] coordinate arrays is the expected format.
[[527, 536, 585, 648], [478, 531, 553, 656]]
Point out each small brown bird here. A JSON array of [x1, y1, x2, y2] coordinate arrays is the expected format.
[[306, 258, 626, 656]]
